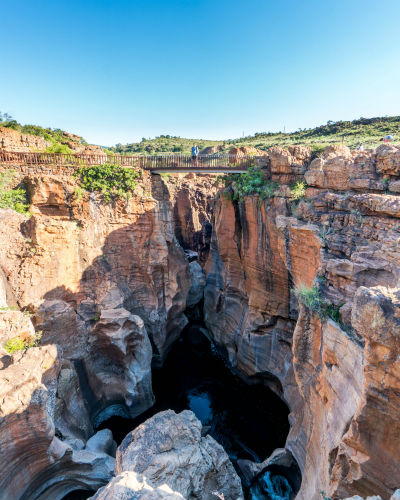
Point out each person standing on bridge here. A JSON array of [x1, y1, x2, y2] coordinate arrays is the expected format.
[[192, 143, 199, 166]]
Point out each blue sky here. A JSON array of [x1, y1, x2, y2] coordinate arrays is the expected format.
[[2, 0, 400, 146]]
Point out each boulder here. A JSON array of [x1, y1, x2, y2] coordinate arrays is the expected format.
[[116, 410, 244, 500], [90, 471, 185, 500], [375, 144, 400, 175], [186, 261, 206, 307], [86, 309, 154, 426], [269, 145, 311, 183], [86, 429, 117, 457]]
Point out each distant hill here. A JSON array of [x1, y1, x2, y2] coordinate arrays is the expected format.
[[1, 112, 399, 155], [113, 116, 400, 155], [113, 135, 225, 155], [230, 115, 400, 155]]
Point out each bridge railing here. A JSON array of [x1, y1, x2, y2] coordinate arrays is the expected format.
[[140, 154, 254, 170], [0, 151, 255, 171]]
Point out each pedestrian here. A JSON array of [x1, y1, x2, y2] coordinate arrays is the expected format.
[[357, 142, 364, 151], [381, 135, 394, 144], [192, 143, 199, 166]]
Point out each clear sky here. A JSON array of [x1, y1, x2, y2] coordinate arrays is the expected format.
[[2, 0, 400, 146]]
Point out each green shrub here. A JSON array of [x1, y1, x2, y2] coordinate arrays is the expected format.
[[74, 185, 86, 201], [294, 285, 324, 312], [290, 181, 307, 201], [382, 177, 390, 192], [293, 284, 343, 324], [325, 303, 342, 323], [74, 163, 140, 202], [0, 170, 30, 215], [310, 144, 326, 158], [220, 166, 277, 201], [4, 336, 26, 353], [46, 142, 73, 154], [4, 331, 42, 354]]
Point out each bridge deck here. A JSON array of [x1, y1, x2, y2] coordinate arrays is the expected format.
[[150, 168, 247, 173], [0, 151, 254, 173]]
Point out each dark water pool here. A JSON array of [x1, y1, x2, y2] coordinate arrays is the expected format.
[[98, 324, 295, 499]]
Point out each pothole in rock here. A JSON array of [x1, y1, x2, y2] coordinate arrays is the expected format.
[[98, 323, 301, 500], [61, 490, 97, 500]]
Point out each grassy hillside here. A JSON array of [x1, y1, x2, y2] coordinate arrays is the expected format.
[[1, 112, 398, 155], [0, 112, 87, 153], [113, 116, 400, 155], [231, 116, 400, 154]]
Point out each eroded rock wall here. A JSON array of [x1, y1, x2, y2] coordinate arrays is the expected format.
[[2, 145, 400, 499], [0, 169, 213, 499], [204, 144, 400, 500]]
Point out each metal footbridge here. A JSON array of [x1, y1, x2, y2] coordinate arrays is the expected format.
[[0, 151, 253, 173]]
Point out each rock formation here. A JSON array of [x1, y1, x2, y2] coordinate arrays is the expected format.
[[92, 410, 243, 500], [90, 471, 186, 500], [0, 165, 214, 499], [204, 143, 400, 500], [0, 125, 104, 154], [0, 310, 115, 500], [0, 126, 51, 152], [1, 144, 400, 500]]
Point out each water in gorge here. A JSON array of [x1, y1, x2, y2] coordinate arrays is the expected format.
[[98, 322, 298, 500]]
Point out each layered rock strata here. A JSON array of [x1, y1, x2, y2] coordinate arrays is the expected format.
[[0, 170, 211, 499], [2, 145, 400, 499], [204, 144, 400, 499], [0, 310, 115, 500]]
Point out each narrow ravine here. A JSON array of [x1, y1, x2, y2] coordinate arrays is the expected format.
[[97, 321, 299, 500]]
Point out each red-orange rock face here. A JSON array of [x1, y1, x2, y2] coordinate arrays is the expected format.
[[0, 170, 216, 499], [204, 144, 400, 500], [269, 145, 311, 184], [2, 144, 400, 500], [204, 195, 294, 391]]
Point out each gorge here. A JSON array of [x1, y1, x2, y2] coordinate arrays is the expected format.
[[1, 142, 400, 500]]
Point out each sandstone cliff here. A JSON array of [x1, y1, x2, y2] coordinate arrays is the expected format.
[[204, 144, 400, 500], [0, 166, 214, 499], [2, 144, 400, 500]]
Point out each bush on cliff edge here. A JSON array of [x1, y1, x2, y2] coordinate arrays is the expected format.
[[294, 284, 341, 324], [74, 163, 141, 202], [218, 166, 278, 201], [0, 170, 30, 215], [4, 330, 42, 354]]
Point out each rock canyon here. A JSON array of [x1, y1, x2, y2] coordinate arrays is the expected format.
[[1, 143, 400, 500]]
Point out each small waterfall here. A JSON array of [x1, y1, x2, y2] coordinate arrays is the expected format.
[[250, 471, 292, 500]]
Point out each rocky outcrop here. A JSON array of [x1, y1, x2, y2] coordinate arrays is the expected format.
[[204, 194, 294, 396], [331, 287, 400, 499], [105, 409, 243, 500], [0, 126, 100, 153], [0, 168, 214, 499], [153, 173, 218, 265], [0, 126, 50, 152], [0, 310, 116, 500], [229, 145, 268, 157], [2, 143, 400, 500], [343, 491, 400, 500], [269, 145, 311, 184], [204, 144, 400, 500], [85, 309, 153, 426], [201, 145, 224, 155]]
